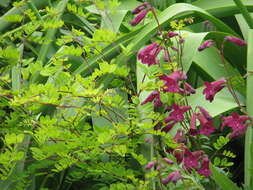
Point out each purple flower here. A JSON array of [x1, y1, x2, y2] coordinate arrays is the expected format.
[[129, 9, 148, 26], [221, 112, 250, 138], [162, 170, 182, 184], [168, 31, 178, 38], [161, 121, 176, 133], [198, 106, 212, 120], [173, 129, 186, 144], [197, 156, 211, 177], [132, 2, 149, 14], [183, 149, 199, 170], [138, 42, 161, 66], [197, 113, 215, 136], [169, 70, 187, 81], [225, 36, 246, 46], [163, 158, 174, 165], [145, 161, 157, 169], [198, 40, 214, 51], [165, 104, 191, 123], [203, 78, 226, 102], [141, 91, 162, 108], [184, 82, 196, 95], [189, 113, 198, 136], [163, 48, 171, 62]]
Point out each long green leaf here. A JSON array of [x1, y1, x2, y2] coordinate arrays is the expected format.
[[211, 165, 242, 190], [245, 29, 253, 188]]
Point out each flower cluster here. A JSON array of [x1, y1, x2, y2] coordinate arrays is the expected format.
[[130, 4, 250, 186]]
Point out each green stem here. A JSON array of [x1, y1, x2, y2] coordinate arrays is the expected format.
[[245, 29, 253, 188], [232, 0, 253, 29]]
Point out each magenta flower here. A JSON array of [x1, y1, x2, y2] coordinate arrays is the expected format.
[[183, 149, 199, 169], [129, 9, 148, 26], [168, 31, 178, 38], [198, 40, 214, 51], [198, 106, 212, 120], [174, 129, 186, 144], [189, 113, 198, 136], [198, 113, 215, 136], [162, 170, 182, 184], [165, 104, 191, 123], [169, 70, 187, 81], [138, 42, 161, 66], [145, 161, 157, 170], [132, 2, 149, 14], [162, 121, 176, 133], [141, 91, 162, 108], [221, 112, 250, 138], [197, 156, 211, 177], [184, 82, 196, 95], [225, 36, 246, 46], [163, 158, 174, 165], [203, 78, 226, 102]]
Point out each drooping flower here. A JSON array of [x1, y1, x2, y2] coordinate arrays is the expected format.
[[198, 106, 212, 120], [162, 170, 182, 185], [197, 156, 211, 177], [189, 113, 198, 136], [203, 78, 226, 102], [163, 158, 174, 165], [163, 47, 171, 62], [174, 129, 186, 144], [132, 2, 149, 14], [225, 36, 246, 46], [159, 70, 187, 93], [198, 40, 214, 51], [184, 82, 196, 95], [197, 113, 215, 136], [161, 121, 176, 133], [183, 149, 199, 170], [129, 9, 149, 26], [221, 112, 250, 138], [141, 91, 162, 108], [145, 161, 157, 170], [165, 104, 191, 123], [138, 42, 161, 66], [168, 31, 178, 38]]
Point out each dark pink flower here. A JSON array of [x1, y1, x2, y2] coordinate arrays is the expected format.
[[162, 121, 176, 133], [174, 129, 186, 144], [197, 156, 211, 177], [183, 149, 199, 169], [221, 112, 250, 138], [162, 170, 182, 184], [138, 42, 161, 66], [168, 31, 178, 38], [141, 91, 162, 108], [189, 113, 198, 136], [203, 78, 226, 102], [169, 70, 187, 81], [132, 2, 149, 14], [225, 36, 246, 46], [198, 40, 214, 51], [173, 147, 185, 163], [198, 106, 212, 120], [163, 158, 174, 165], [165, 104, 191, 123], [184, 82, 196, 95], [198, 113, 215, 136], [145, 161, 157, 169], [129, 9, 148, 26]]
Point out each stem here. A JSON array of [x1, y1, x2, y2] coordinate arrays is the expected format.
[[245, 29, 253, 188], [232, 0, 253, 29]]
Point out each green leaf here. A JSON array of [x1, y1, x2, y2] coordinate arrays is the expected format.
[[211, 165, 242, 190]]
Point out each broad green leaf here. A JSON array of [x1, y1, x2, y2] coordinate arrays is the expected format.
[[193, 0, 253, 18]]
